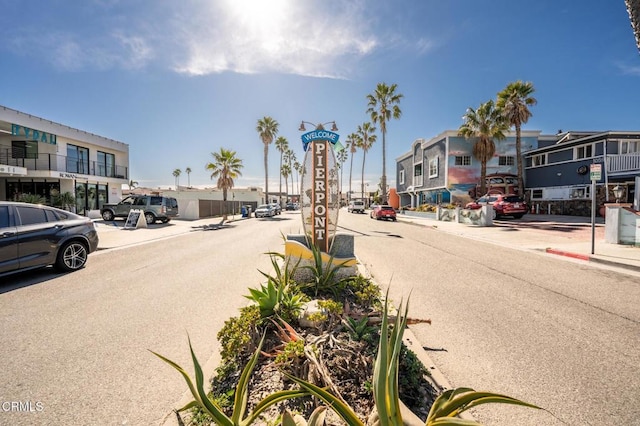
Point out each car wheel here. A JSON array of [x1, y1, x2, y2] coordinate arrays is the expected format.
[[102, 210, 114, 221], [54, 240, 88, 272], [145, 212, 156, 224], [161, 218, 170, 223], [513, 214, 524, 219]]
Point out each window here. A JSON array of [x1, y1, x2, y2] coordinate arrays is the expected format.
[[11, 141, 38, 159], [399, 170, 405, 184], [532, 154, 546, 166], [67, 144, 89, 174], [97, 151, 115, 177], [428, 157, 438, 177], [531, 189, 543, 200], [16, 206, 48, 225], [0, 206, 9, 228], [455, 156, 471, 166], [499, 156, 515, 166], [570, 186, 591, 199], [620, 140, 640, 154], [575, 144, 593, 159]]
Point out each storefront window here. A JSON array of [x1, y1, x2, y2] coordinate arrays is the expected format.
[[75, 182, 87, 215], [87, 184, 97, 211], [97, 184, 107, 209]]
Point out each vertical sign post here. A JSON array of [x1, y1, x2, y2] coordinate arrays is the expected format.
[[312, 139, 329, 252], [589, 163, 602, 255]]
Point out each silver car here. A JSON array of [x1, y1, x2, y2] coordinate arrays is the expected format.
[[254, 204, 275, 218]]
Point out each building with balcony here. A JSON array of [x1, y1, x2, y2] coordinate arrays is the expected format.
[[396, 130, 540, 208], [0, 105, 129, 215], [524, 130, 640, 215], [396, 129, 640, 216]]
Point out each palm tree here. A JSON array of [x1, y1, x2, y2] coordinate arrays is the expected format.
[[293, 159, 301, 201], [275, 136, 289, 206], [496, 80, 537, 195], [345, 133, 359, 202], [366, 82, 403, 204], [336, 145, 349, 203], [256, 116, 279, 204], [356, 122, 377, 202], [172, 168, 181, 189], [185, 167, 192, 188], [285, 148, 296, 202], [128, 179, 138, 190], [205, 148, 243, 220], [458, 100, 509, 196], [281, 163, 291, 204]]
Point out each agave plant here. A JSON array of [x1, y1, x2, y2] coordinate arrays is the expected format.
[[150, 334, 310, 426], [300, 237, 351, 297], [281, 406, 327, 426]]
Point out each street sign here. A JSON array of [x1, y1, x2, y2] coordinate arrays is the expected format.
[[590, 164, 602, 181]]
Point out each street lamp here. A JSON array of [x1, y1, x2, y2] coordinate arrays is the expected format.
[[612, 184, 625, 203], [298, 121, 338, 132]]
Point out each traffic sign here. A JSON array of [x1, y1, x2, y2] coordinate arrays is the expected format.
[[590, 164, 601, 181]]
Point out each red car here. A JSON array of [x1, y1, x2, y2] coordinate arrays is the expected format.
[[465, 194, 528, 219], [370, 205, 397, 221]]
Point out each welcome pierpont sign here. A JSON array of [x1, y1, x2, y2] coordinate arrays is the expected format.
[[300, 128, 341, 252]]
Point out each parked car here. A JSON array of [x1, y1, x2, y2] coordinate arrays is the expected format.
[[270, 203, 282, 215], [0, 201, 99, 277], [370, 205, 397, 221], [285, 202, 297, 211], [465, 194, 528, 219], [254, 204, 276, 218], [348, 200, 365, 213], [100, 195, 179, 224]]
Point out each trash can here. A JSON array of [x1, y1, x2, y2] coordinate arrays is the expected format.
[[241, 205, 252, 218]]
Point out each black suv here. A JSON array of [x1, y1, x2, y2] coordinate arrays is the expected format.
[[100, 195, 179, 224]]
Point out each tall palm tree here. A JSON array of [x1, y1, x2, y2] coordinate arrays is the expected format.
[[275, 136, 289, 206], [285, 148, 296, 201], [458, 100, 509, 196], [185, 167, 192, 188], [497, 80, 537, 195], [293, 159, 301, 200], [205, 148, 243, 220], [356, 122, 377, 201], [172, 168, 181, 189], [345, 133, 358, 202], [336, 145, 349, 203], [366, 82, 403, 204], [256, 116, 279, 204], [281, 163, 291, 204]]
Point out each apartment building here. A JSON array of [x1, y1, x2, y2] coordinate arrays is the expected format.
[[0, 105, 129, 215]]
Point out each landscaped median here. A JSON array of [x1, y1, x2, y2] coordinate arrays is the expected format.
[[152, 237, 540, 425]]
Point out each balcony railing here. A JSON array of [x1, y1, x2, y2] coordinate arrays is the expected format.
[[0, 150, 128, 180], [606, 153, 640, 174], [413, 174, 423, 187]]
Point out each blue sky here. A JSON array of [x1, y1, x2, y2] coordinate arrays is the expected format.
[[1, 0, 638, 191]]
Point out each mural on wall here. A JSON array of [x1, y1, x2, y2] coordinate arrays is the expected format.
[[445, 135, 538, 205]]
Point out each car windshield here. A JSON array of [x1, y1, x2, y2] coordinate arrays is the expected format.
[[257, 204, 270, 209]]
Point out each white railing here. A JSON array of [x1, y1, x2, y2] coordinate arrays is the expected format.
[[413, 174, 423, 187], [607, 153, 640, 173]]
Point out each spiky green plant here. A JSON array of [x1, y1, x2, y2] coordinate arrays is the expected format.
[[150, 334, 310, 426], [343, 316, 377, 342], [17, 193, 46, 204], [300, 237, 351, 297]]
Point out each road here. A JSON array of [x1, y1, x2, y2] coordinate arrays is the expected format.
[[338, 210, 640, 426], [2, 210, 638, 426], [0, 213, 304, 425]]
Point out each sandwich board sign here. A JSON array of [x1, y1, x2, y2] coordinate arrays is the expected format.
[[124, 209, 147, 229]]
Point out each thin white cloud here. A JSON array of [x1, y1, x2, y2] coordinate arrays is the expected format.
[[169, 0, 379, 78], [617, 62, 640, 76], [3, 0, 436, 78]]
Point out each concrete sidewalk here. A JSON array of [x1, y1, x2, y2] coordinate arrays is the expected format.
[[395, 212, 640, 273]]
